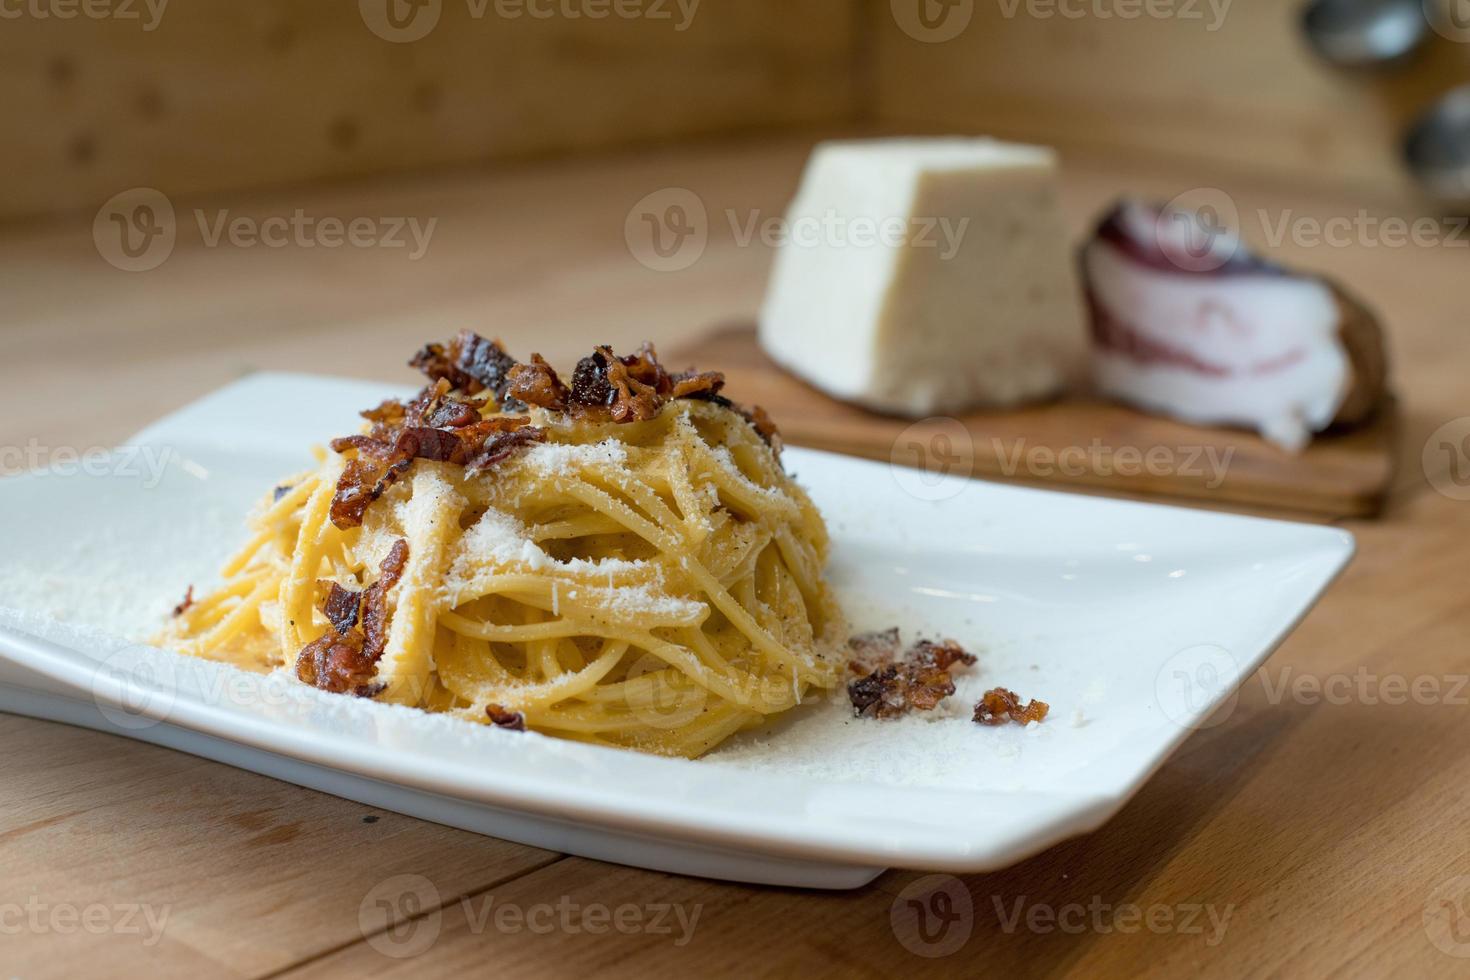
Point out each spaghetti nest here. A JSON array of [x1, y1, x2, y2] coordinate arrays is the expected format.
[[162, 334, 846, 758]]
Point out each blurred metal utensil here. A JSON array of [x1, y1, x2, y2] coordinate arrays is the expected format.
[[1301, 0, 1429, 68], [1404, 85, 1470, 205]]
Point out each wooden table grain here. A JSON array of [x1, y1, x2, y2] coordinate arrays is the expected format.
[[2, 136, 1468, 978]]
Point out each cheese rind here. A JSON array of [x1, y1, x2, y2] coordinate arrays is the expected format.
[[758, 138, 1088, 417]]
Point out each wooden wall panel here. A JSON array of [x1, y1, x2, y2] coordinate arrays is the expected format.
[[871, 0, 1470, 199], [0, 0, 862, 220]]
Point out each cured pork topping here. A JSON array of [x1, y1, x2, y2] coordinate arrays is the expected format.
[[507, 341, 729, 424], [846, 629, 977, 719], [485, 704, 528, 732], [297, 539, 409, 697], [1082, 199, 1388, 451], [328, 377, 544, 530], [973, 687, 1049, 726], [328, 334, 777, 530], [327, 334, 776, 528], [410, 329, 520, 401]]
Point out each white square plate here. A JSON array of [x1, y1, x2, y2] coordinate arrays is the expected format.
[[0, 374, 1353, 889]]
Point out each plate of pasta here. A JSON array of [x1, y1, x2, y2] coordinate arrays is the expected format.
[[0, 334, 1354, 888]]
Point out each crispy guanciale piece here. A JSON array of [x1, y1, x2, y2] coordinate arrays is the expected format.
[[296, 540, 409, 696], [171, 585, 195, 618], [601, 343, 670, 422], [322, 583, 361, 635], [846, 631, 977, 719], [358, 540, 410, 666], [505, 354, 571, 412], [569, 346, 669, 422], [669, 370, 725, 400], [485, 704, 527, 732], [330, 336, 775, 528], [466, 427, 547, 474], [847, 628, 903, 671], [972, 687, 1050, 726], [329, 380, 546, 529], [296, 633, 377, 696], [511, 342, 766, 434], [410, 330, 520, 400]]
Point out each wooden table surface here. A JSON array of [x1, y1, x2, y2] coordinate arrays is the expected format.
[[2, 135, 1468, 978]]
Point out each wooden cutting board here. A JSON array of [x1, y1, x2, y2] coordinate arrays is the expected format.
[[673, 325, 1398, 518]]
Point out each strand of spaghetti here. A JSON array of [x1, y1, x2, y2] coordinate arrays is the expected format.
[[531, 514, 628, 540], [492, 584, 707, 631], [662, 448, 712, 547], [773, 524, 827, 608], [256, 474, 316, 524], [181, 571, 272, 632], [530, 629, 561, 679], [442, 639, 629, 712], [439, 612, 604, 643], [770, 537, 817, 643], [218, 527, 275, 580], [683, 437, 800, 521], [555, 479, 682, 555], [705, 525, 771, 587], [182, 577, 276, 657], [445, 574, 696, 623], [277, 454, 344, 655], [678, 557, 812, 674], [219, 476, 318, 579], [582, 465, 689, 548], [441, 631, 516, 690], [597, 631, 790, 711], [681, 625, 802, 714], [663, 703, 759, 757], [375, 467, 465, 706]]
